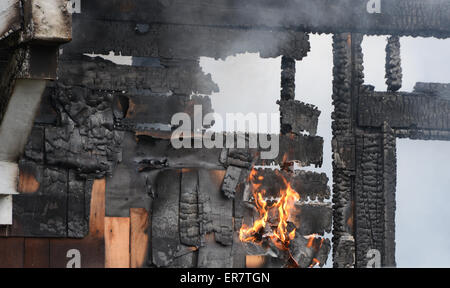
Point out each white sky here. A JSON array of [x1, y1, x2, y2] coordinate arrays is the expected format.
[[201, 34, 450, 268]]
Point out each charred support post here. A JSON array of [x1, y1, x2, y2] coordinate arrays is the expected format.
[[385, 36, 402, 92], [331, 33, 364, 268], [382, 123, 396, 267], [334, 32, 409, 267], [281, 56, 296, 101]]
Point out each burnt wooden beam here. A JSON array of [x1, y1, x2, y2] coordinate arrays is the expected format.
[[280, 56, 296, 101], [358, 90, 450, 131], [354, 131, 384, 267], [65, 18, 310, 60], [152, 170, 183, 267], [57, 56, 219, 96], [180, 169, 200, 247], [395, 128, 450, 141], [68, 171, 94, 238], [279, 100, 321, 136], [385, 36, 402, 92], [414, 82, 450, 100], [135, 132, 324, 169], [151, 170, 197, 267], [50, 179, 106, 268], [43, 85, 124, 177], [331, 33, 364, 268], [256, 134, 324, 167], [244, 168, 330, 202], [105, 133, 154, 218], [12, 165, 68, 237], [382, 123, 396, 267], [198, 169, 233, 267], [198, 170, 233, 247], [292, 203, 333, 236], [77, 0, 450, 38], [135, 134, 225, 170], [120, 93, 213, 130]]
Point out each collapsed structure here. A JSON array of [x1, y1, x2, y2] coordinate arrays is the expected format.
[[0, 0, 449, 268]]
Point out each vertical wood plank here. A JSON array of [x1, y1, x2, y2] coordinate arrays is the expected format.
[[49, 178, 106, 268], [105, 217, 130, 268], [130, 208, 149, 268], [89, 179, 106, 238], [0, 237, 24, 268], [24, 238, 50, 268]]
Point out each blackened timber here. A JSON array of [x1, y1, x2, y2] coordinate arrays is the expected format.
[[198, 170, 233, 267], [12, 167, 68, 237], [198, 170, 233, 247], [354, 132, 384, 268], [291, 203, 333, 236], [135, 134, 225, 170], [66, 18, 310, 60], [105, 133, 153, 217], [121, 93, 213, 129], [382, 123, 396, 267], [135, 133, 324, 169], [414, 82, 450, 100], [358, 91, 450, 130], [279, 100, 320, 136], [221, 166, 243, 199], [385, 36, 402, 92], [256, 133, 323, 167], [249, 169, 330, 201], [57, 56, 219, 96], [180, 169, 200, 247], [77, 0, 450, 38], [395, 128, 450, 141], [331, 33, 362, 268], [44, 85, 124, 177], [68, 171, 93, 238], [152, 170, 195, 267]]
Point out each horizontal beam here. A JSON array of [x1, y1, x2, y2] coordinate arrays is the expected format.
[[134, 130, 323, 169], [64, 18, 310, 60], [57, 56, 218, 96], [358, 90, 450, 130], [78, 0, 450, 38], [279, 100, 320, 136], [247, 168, 330, 201]]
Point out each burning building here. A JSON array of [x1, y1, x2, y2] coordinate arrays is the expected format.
[[0, 0, 449, 268]]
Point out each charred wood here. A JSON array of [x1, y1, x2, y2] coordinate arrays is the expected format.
[[358, 91, 450, 131], [280, 56, 296, 101], [385, 36, 402, 92], [279, 100, 320, 136]]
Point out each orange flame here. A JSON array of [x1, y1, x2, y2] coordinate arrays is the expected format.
[[309, 258, 320, 268], [239, 169, 300, 250]]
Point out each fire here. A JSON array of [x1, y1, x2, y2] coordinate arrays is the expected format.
[[309, 258, 320, 268], [239, 169, 300, 250]]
